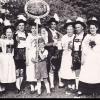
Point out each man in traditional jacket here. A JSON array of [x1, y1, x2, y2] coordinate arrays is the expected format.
[[45, 17, 63, 92]]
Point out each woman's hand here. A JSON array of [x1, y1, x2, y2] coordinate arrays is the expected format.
[[81, 60, 84, 66], [53, 42, 57, 46], [31, 58, 38, 63], [68, 41, 73, 50]]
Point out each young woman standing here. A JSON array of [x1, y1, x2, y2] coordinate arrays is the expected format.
[[0, 25, 16, 93], [78, 17, 100, 96], [59, 19, 76, 95], [26, 21, 37, 94]]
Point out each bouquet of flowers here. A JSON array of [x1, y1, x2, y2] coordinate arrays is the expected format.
[[89, 40, 96, 48]]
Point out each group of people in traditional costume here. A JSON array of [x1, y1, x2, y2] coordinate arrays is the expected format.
[[0, 13, 100, 97]]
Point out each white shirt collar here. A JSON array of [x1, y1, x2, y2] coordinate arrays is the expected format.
[[49, 28, 57, 33]]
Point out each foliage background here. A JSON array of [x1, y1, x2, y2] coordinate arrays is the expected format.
[[0, 0, 100, 34]]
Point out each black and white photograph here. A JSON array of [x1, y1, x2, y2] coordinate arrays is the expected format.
[[0, 0, 100, 98]]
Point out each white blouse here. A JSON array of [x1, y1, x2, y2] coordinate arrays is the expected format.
[[74, 32, 84, 51], [16, 31, 27, 48], [49, 28, 58, 43]]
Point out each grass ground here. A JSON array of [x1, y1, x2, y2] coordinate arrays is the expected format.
[[0, 81, 100, 98]]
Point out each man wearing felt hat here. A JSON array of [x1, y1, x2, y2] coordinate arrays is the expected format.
[[45, 13, 63, 92], [71, 17, 87, 91]]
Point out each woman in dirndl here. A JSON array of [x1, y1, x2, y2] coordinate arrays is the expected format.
[[14, 14, 27, 93], [78, 17, 100, 97], [0, 25, 16, 93], [26, 20, 38, 94], [58, 19, 76, 95]]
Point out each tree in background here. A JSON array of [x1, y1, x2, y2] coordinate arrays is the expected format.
[[0, 0, 100, 34], [61, 0, 100, 20], [1, 0, 100, 20]]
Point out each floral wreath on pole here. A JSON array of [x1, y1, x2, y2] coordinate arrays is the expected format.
[[25, 0, 50, 19]]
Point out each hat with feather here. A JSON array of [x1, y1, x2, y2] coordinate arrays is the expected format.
[[86, 17, 99, 27], [3, 18, 14, 33], [15, 14, 27, 27], [63, 19, 74, 29], [47, 13, 59, 25], [74, 17, 86, 29]]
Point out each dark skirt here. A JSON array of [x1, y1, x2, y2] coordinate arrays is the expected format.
[[71, 51, 81, 70], [78, 81, 100, 95]]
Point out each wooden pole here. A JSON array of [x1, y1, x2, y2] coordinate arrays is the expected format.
[[36, 20, 38, 68]]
